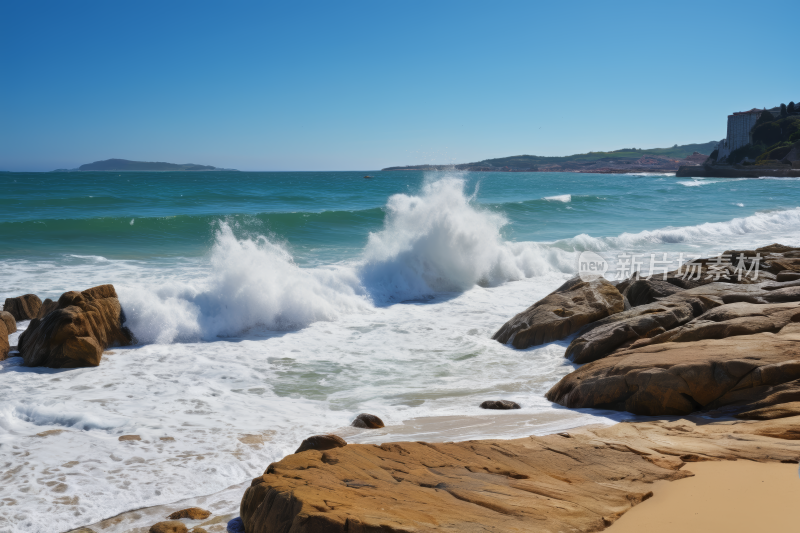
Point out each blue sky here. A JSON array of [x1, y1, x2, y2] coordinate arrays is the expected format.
[[2, 0, 798, 171]]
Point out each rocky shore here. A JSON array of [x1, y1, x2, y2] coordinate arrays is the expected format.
[[6, 244, 800, 533]]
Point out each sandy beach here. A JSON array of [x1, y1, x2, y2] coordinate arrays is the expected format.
[[609, 460, 800, 532]]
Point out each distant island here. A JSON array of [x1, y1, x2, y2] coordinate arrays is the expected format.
[[382, 142, 718, 173], [53, 158, 237, 172]]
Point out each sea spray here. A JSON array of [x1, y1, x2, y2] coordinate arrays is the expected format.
[[120, 177, 572, 343]]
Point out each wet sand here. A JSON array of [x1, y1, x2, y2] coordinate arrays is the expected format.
[[608, 460, 800, 532]]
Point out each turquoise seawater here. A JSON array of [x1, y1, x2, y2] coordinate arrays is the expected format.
[[4, 170, 800, 265]]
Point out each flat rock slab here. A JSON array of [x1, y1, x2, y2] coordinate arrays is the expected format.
[[240, 418, 800, 533], [548, 330, 800, 415]]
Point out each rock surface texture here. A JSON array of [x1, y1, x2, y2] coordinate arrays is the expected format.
[[547, 329, 800, 415], [3, 293, 42, 321], [493, 278, 624, 349], [17, 284, 133, 368], [240, 417, 800, 533]]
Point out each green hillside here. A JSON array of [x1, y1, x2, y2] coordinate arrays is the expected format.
[[472, 142, 718, 169]]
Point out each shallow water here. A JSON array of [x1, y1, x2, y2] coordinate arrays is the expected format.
[[2, 170, 800, 532]]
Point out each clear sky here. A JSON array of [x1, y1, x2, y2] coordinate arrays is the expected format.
[[2, 0, 798, 171]]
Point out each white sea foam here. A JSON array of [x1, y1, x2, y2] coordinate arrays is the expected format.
[[121, 178, 574, 343], [543, 194, 572, 202], [554, 207, 800, 253]]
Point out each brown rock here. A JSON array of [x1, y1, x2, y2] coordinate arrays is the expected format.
[[777, 271, 800, 282], [168, 507, 211, 520], [295, 434, 346, 454], [350, 413, 385, 429], [0, 310, 17, 334], [119, 435, 141, 441], [479, 400, 521, 409], [736, 401, 800, 420], [37, 298, 58, 319], [493, 277, 624, 349], [757, 243, 800, 254], [622, 279, 683, 307], [547, 330, 800, 415], [239, 417, 800, 533], [3, 294, 42, 321], [18, 284, 133, 368], [0, 320, 8, 361], [565, 299, 703, 364], [149, 522, 188, 533], [630, 302, 800, 349]]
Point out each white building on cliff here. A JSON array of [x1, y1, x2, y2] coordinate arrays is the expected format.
[[717, 107, 781, 161]]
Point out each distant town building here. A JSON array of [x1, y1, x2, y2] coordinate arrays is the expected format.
[[716, 107, 781, 161]]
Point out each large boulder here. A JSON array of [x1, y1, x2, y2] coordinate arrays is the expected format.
[[493, 277, 624, 349], [18, 285, 133, 368], [546, 328, 800, 416], [3, 294, 42, 321]]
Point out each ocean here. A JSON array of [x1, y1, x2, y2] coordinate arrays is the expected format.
[[2, 170, 800, 532]]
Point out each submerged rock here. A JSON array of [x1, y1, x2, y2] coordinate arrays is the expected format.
[[295, 434, 347, 454], [350, 413, 385, 429], [479, 400, 521, 410], [3, 293, 42, 321], [493, 277, 624, 349], [18, 284, 134, 368], [168, 507, 211, 520]]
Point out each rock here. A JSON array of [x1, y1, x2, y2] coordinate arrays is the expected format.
[[350, 413, 385, 429], [629, 302, 800, 349], [149, 522, 188, 533], [0, 320, 9, 361], [736, 401, 800, 420], [3, 293, 42, 321], [722, 285, 800, 304], [777, 271, 800, 282], [37, 298, 58, 319], [764, 258, 800, 275], [565, 299, 704, 364], [0, 311, 17, 334], [622, 279, 683, 307], [168, 507, 211, 520], [479, 400, 521, 409], [492, 277, 624, 349], [17, 284, 133, 368], [239, 417, 800, 533], [294, 434, 347, 454], [547, 330, 800, 415], [119, 435, 141, 441], [756, 243, 800, 254]]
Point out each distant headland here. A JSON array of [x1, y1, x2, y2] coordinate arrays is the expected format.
[[382, 142, 718, 173], [53, 158, 238, 172]]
